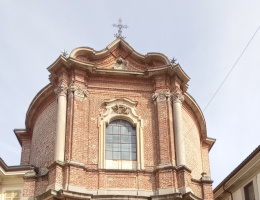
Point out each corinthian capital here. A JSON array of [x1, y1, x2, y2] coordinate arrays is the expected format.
[[171, 91, 184, 103], [54, 85, 68, 97], [68, 85, 88, 99], [152, 91, 171, 102]]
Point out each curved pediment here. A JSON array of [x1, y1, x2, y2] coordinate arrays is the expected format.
[[70, 38, 171, 71]]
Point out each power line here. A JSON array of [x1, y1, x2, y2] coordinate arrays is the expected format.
[[185, 25, 260, 138], [203, 25, 260, 112]]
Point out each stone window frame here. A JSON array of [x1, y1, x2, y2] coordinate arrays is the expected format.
[[98, 98, 144, 170]]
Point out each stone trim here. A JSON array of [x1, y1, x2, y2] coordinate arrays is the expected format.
[[68, 84, 88, 99], [98, 98, 144, 170], [171, 90, 184, 104], [54, 85, 68, 97]]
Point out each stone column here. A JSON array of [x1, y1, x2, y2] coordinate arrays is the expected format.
[[54, 85, 68, 162], [172, 90, 185, 166]]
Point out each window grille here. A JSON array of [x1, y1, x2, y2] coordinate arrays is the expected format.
[[106, 119, 136, 161]]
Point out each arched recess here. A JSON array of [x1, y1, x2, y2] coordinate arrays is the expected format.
[[98, 98, 144, 170]]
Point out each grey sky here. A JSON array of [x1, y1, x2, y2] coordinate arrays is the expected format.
[[0, 1, 259, 188]]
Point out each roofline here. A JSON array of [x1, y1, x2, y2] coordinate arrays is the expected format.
[[214, 145, 260, 193], [0, 157, 36, 172]]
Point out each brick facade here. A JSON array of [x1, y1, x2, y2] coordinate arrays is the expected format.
[[15, 38, 215, 200]]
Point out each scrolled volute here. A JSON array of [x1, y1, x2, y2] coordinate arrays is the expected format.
[[152, 91, 171, 102], [171, 90, 184, 103]]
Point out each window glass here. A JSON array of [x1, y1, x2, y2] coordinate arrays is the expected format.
[[5, 191, 20, 200], [106, 119, 137, 160], [244, 181, 255, 200]]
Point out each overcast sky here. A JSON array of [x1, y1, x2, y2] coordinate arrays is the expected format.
[[0, 1, 259, 188]]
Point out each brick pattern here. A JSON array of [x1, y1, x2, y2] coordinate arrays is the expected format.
[[190, 181, 203, 198], [30, 100, 57, 169], [201, 143, 211, 177], [202, 184, 214, 200], [107, 174, 137, 188], [23, 178, 36, 197], [34, 176, 48, 196], [182, 105, 203, 179], [158, 170, 174, 188], [21, 139, 31, 165], [21, 46, 214, 199], [156, 101, 171, 165]]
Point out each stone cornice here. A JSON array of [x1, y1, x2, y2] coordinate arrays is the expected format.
[[70, 38, 171, 66], [66, 57, 190, 91]]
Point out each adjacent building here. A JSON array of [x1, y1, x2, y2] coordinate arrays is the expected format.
[[3, 38, 216, 200], [214, 146, 260, 200], [0, 158, 35, 200]]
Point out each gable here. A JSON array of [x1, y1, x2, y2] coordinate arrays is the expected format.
[[71, 38, 169, 72]]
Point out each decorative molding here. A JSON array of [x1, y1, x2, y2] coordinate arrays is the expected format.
[[112, 104, 130, 115], [54, 85, 68, 97], [99, 98, 144, 170], [171, 90, 184, 104], [69, 85, 88, 99], [152, 91, 171, 102], [113, 57, 128, 70]]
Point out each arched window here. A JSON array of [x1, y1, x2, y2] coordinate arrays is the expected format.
[[98, 98, 144, 170], [106, 120, 136, 161]]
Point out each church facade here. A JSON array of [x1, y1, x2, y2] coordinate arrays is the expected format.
[[13, 39, 215, 200]]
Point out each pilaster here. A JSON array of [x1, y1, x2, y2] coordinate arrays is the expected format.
[[152, 90, 171, 165], [65, 69, 88, 163]]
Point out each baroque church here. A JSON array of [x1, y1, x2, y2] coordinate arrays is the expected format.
[[0, 38, 215, 200]]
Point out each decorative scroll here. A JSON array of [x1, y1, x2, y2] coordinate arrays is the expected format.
[[69, 85, 88, 99], [171, 90, 184, 104], [112, 104, 130, 115], [54, 85, 68, 97], [152, 91, 171, 102]]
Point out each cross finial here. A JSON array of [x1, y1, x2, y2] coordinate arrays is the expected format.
[[113, 18, 128, 39], [61, 49, 68, 57]]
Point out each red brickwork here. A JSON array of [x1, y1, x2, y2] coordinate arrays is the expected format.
[[20, 139, 31, 165], [30, 100, 57, 169], [20, 40, 214, 200], [23, 177, 36, 197], [182, 104, 203, 179], [35, 176, 48, 196], [202, 183, 214, 200]]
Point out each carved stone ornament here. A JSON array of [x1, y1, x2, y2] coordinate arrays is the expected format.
[[112, 104, 130, 115], [69, 85, 88, 99], [171, 91, 184, 103], [54, 85, 68, 97], [113, 57, 128, 70], [152, 91, 171, 102]]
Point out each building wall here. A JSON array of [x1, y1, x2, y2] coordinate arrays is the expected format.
[[30, 100, 57, 169], [19, 41, 214, 199], [182, 104, 203, 179], [0, 177, 24, 200]]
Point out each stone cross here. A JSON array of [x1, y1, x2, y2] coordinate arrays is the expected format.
[[113, 18, 128, 39]]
